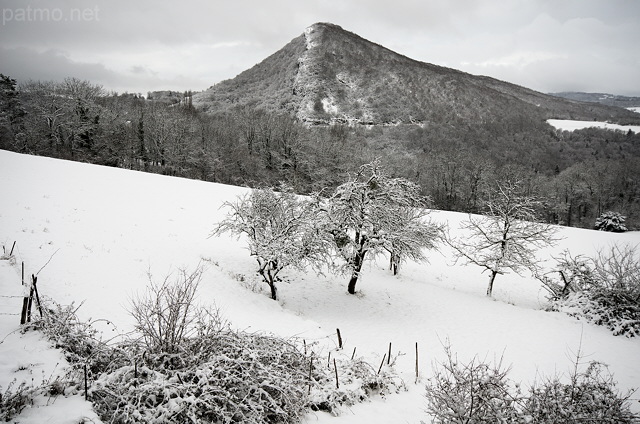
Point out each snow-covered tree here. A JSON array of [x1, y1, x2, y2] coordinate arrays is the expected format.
[[594, 211, 628, 232], [448, 179, 560, 297], [385, 205, 442, 275], [322, 160, 441, 294], [212, 187, 328, 300]]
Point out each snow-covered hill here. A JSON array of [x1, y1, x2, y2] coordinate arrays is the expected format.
[[1, 150, 639, 423]]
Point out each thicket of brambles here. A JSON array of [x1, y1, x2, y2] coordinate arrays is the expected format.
[[0, 265, 404, 423], [539, 244, 640, 338], [424, 342, 640, 424], [2, 74, 640, 229]]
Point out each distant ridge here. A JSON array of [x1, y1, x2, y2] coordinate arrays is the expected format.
[[549, 92, 640, 109], [193, 23, 640, 126]]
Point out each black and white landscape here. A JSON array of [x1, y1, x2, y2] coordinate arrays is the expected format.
[[1, 3, 640, 423]]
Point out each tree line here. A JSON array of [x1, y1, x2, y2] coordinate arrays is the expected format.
[[1, 74, 639, 229]]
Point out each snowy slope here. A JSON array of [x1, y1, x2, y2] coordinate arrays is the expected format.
[[1, 150, 639, 423]]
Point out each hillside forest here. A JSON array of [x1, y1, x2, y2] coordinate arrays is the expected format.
[[1, 74, 640, 230]]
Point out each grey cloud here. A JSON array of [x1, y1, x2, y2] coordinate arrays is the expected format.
[[0, 47, 211, 94], [0, 47, 118, 84]]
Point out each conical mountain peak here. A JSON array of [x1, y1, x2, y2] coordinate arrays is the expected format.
[[193, 23, 638, 126]]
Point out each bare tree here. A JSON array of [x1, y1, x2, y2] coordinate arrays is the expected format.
[[212, 187, 329, 300], [385, 205, 443, 275], [448, 179, 560, 297]]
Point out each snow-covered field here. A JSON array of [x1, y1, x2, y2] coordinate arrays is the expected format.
[[1, 150, 639, 423], [547, 119, 640, 133]]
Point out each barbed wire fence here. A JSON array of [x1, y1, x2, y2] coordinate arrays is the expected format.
[[1, 241, 47, 324]]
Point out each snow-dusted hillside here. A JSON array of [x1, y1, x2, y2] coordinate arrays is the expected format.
[[1, 150, 639, 423]]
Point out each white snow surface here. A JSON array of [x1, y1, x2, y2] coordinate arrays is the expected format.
[[1, 150, 639, 423], [547, 119, 640, 133]]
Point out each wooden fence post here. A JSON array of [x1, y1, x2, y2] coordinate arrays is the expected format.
[[26, 286, 34, 323], [378, 354, 386, 375], [20, 261, 28, 325], [308, 356, 314, 394], [20, 297, 28, 325], [415, 342, 419, 383], [32, 275, 44, 319], [84, 364, 88, 400]]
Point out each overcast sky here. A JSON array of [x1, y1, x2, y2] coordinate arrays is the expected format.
[[1, 0, 639, 96]]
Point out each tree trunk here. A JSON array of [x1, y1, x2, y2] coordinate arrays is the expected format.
[[268, 280, 277, 300], [258, 260, 278, 300], [347, 274, 358, 294], [487, 270, 498, 297], [389, 252, 399, 275], [348, 251, 366, 294]]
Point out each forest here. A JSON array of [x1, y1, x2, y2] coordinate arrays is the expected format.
[[1, 74, 639, 230]]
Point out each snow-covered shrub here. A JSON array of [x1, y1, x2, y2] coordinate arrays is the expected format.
[[424, 344, 525, 424], [308, 356, 405, 415], [551, 292, 640, 337], [35, 298, 128, 377], [129, 266, 226, 356], [538, 250, 596, 301], [424, 346, 640, 424], [92, 331, 310, 423], [23, 269, 404, 422], [0, 380, 35, 421], [92, 331, 405, 423], [593, 243, 640, 301], [544, 244, 640, 337], [594, 211, 628, 232], [525, 361, 639, 423]]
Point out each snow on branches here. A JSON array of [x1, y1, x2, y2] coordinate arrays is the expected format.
[[320, 160, 443, 293], [448, 179, 561, 296], [212, 161, 443, 298], [212, 186, 330, 300]]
